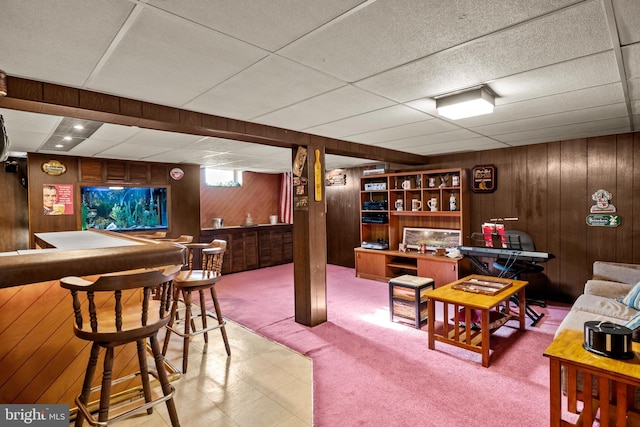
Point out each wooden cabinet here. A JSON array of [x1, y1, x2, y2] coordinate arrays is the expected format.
[[356, 167, 470, 283], [355, 248, 470, 286], [201, 224, 293, 274]]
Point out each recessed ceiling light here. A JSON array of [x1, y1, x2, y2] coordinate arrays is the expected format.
[[73, 124, 84, 130], [63, 136, 72, 141], [55, 144, 64, 148]]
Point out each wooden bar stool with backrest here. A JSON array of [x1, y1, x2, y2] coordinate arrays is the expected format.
[[162, 239, 230, 373], [60, 265, 182, 427]]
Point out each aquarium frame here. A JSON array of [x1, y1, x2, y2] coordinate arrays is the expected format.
[[78, 184, 171, 233]]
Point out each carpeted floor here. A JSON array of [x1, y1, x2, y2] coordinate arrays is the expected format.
[[211, 263, 571, 427]]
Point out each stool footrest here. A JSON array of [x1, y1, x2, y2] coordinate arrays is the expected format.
[[75, 371, 176, 426]]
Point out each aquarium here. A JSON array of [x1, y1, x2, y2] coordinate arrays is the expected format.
[[80, 186, 169, 232]]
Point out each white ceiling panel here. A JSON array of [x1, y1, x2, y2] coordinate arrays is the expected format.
[[184, 55, 345, 120], [254, 85, 395, 130], [86, 7, 269, 106], [0, 0, 636, 173], [356, 0, 612, 102], [305, 105, 432, 139]]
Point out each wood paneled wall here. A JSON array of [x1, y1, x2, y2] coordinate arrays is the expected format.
[[199, 170, 281, 228], [326, 168, 362, 267], [0, 158, 29, 252], [423, 133, 640, 302]]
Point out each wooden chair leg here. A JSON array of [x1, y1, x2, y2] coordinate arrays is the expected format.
[[199, 290, 209, 343], [182, 289, 192, 373], [136, 339, 154, 415], [75, 342, 100, 427], [210, 287, 230, 356], [149, 334, 180, 427], [98, 347, 115, 424], [162, 297, 179, 356]]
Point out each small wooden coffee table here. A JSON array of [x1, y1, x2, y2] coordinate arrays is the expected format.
[[427, 274, 528, 367]]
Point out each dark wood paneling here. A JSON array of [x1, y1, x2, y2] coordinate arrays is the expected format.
[[326, 167, 361, 267], [0, 158, 29, 252]]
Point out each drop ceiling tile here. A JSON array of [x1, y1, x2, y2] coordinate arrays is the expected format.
[[0, 109, 61, 134], [0, 1, 134, 87], [622, 44, 640, 80], [68, 139, 124, 157], [149, 0, 365, 51], [124, 129, 204, 148], [495, 117, 631, 144], [343, 118, 458, 145], [304, 105, 431, 139], [612, 0, 640, 45], [1, 130, 50, 152], [280, 0, 582, 82], [254, 85, 394, 130], [356, 0, 612, 102], [472, 103, 629, 136], [184, 137, 258, 152], [87, 7, 268, 107], [325, 154, 378, 170], [90, 123, 142, 142], [99, 143, 174, 160], [410, 137, 508, 155], [184, 55, 345, 120], [375, 129, 480, 150]]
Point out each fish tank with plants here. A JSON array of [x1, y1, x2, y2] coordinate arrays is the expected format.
[[80, 186, 169, 232]]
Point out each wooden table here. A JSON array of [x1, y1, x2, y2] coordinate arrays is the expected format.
[[544, 328, 640, 427], [427, 274, 528, 367]]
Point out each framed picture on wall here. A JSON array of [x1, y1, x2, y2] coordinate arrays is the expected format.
[[471, 165, 497, 193], [402, 227, 461, 251]]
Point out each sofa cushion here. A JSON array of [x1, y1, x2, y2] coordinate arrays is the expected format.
[[555, 308, 627, 337], [570, 293, 638, 321], [584, 279, 633, 299], [625, 312, 640, 330], [623, 282, 640, 309]]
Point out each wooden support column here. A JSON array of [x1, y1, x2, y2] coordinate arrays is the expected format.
[[292, 142, 327, 326]]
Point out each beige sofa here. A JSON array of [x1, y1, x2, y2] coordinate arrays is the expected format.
[[555, 261, 640, 337]]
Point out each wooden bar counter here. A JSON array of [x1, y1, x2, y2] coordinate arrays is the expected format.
[[0, 230, 185, 407]]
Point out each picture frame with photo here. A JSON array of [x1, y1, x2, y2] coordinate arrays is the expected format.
[[401, 227, 461, 251]]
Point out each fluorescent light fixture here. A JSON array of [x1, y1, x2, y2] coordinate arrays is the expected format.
[[435, 86, 495, 120]]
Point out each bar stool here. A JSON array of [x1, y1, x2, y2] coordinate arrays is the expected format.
[[162, 240, 230, 373], [60, 265, 182, 427]]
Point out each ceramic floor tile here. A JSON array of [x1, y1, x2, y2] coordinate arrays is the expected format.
[[68, 320, 312, 426]]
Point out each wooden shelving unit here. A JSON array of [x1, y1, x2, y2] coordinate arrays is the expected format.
[[355, 168, 471, 285]]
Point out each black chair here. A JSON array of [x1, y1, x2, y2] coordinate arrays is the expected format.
[[492, 230, 546, 326]]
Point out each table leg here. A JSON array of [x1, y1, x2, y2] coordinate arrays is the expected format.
[[518, 288, 526, 330], [549, 358, 561, 427], [481, 308, 490, 367], [427, 299, 435, 350]]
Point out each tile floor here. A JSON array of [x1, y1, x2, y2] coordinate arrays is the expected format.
[[109, 320, 313, 427]]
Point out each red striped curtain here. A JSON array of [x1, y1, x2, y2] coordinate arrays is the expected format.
[[279, 172, 293, 224]]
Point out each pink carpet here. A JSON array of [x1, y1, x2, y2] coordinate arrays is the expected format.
[[212, 263, 571, 427]]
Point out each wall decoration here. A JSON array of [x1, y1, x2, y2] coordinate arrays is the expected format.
[[586, 214, 620, 227], [471, 165, 497, 193], [170, 167, 184, 180], [590, 189, 616, 213], [292, 146, 307, 177], [41, 160, 67, 176], [325, 170, 346, 186], [587, 189, 619, 227], [43, 183, 74, 215], [314, 149, 322, 202]]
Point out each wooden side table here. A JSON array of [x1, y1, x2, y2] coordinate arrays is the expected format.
[[544, 328, 640, 427], [426, 274, 527, 367], [388, 275, 435, 328]]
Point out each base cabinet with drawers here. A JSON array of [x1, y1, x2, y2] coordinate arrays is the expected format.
[[201, 224, 293, 274]]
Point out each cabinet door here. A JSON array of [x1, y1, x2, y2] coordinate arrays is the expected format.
[[417, 258, 461, 287], [355, 250, 387, 281], [243, 230, 259, 270]]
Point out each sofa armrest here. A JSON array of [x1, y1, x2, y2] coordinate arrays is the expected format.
[[593, 261, 640, 285], [584, 279, 633, 299]]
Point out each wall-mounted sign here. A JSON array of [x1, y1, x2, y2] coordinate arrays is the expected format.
[[586, 214, 620, 227], [590, 189, 616, 213], [471, 165, 497, 193], [43, 183, 74, 215], [41, 160, 66, 176], [170, 167, 184, 180]]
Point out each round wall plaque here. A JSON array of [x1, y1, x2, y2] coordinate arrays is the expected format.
[[170, 167, 184, 180], [41, 160, 67, 176]]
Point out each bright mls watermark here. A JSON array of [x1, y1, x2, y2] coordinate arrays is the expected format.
[[1, 405, 68, 426]]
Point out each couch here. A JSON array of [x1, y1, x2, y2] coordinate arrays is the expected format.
[[555, 261, 640, 337]]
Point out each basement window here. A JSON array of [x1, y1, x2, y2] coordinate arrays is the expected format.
[[204, 168, 243, 187]]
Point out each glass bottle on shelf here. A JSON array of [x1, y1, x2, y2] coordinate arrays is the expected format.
[[449, 193, 457, 211]]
